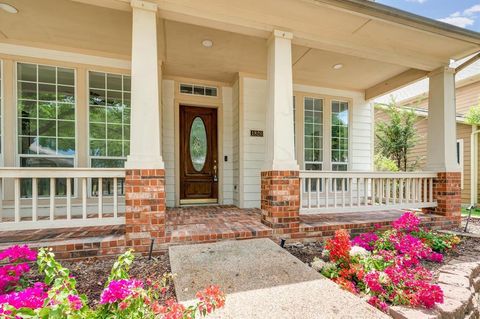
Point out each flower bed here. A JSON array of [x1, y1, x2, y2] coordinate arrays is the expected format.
[[0, 246, 225, 318], [310, 212, 461, 313]]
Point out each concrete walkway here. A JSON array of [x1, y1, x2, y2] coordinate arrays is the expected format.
[[169, 238, 388, 319]]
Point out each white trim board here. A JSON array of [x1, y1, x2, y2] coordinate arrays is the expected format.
[[0, 43, 130, 70]]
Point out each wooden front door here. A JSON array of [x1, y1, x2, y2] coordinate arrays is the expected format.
[[180, 105, 218, 204]]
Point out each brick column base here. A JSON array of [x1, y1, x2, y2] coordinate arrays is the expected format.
[[261, 170, 300, 235], [125, 169, 166, 253], [423, 172, 461, 225]]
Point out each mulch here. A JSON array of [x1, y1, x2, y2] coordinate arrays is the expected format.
[[25, 253, 175, 307]]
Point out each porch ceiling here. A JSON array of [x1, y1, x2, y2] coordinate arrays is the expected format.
[[1, 0, 480, 94]]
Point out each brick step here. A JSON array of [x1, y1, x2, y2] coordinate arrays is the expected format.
[[0, 233, 127, 260], [165, 228, 273, 245], [0, 225, 125, 245]]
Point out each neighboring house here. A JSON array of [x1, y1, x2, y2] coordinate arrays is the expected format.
[[0, 0, 478, 255], [375, 59, 480, 206]]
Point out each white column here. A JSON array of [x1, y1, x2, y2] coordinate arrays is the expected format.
[[125, 0, 164, 169], [263, 30, 299, 171], [426, 67, 459, 172]]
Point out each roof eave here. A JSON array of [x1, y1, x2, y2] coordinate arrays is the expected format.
[[309, 0, 480, 46]]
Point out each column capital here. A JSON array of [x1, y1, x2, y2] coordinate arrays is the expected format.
[[130, 0, 157, 12], [269, 29, 293, 42], [428, 66, 455, 78]]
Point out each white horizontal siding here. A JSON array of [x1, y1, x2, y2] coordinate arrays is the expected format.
[[222, 87, 234, 205], [240, 77, 267, 208], [162, 80, 176, 207]]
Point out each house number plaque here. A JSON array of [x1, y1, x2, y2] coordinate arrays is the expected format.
[[250, 130, 264, 137]]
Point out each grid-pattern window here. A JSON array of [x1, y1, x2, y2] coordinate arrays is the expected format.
[[17, 63, 76, 197], [331, 100, 349, 171], [88, 71, 131, 168], [304, 97, 323, 171], [332, 100, 349, 191], [180, 83, 217, 97], [89, 71, 130, 196]]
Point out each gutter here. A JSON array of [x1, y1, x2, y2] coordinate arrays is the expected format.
[[309, 0, 480, 46]]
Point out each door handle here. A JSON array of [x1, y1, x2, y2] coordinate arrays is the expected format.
[[213, 160, 218, 182]]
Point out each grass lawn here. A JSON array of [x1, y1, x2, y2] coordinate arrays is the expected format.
[[461, 208, 480, 218]]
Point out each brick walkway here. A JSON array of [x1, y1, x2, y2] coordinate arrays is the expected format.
[[165, 205, 273, 244]]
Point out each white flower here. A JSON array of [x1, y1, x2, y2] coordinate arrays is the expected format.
[[311, 257, 326, 271], [349, 245, 370, 258]]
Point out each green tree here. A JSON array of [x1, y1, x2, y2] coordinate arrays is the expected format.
[[375, 101, 418, 171], [465, 103, 480, 125]]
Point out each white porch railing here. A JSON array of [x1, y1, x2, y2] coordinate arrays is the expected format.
[[299, 171, 438, 214], [0, 168, 126, 231]]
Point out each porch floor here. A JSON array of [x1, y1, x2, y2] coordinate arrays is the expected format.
[[165, 205, 273, 244]]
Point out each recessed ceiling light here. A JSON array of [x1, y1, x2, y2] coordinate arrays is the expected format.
[[201, 39, 213, 48], [0, 3, 18, 13], [333, 64, 343, 70]]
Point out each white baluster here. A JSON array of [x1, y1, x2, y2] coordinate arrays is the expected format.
[[325, 178, 329, 209], [399, 179, 404, 204], [32, 178, 38, 222], [316, 178, 320, 208], [342, 178, 346, 208], [49, 178, 55, 221], [386, 178, 391, 205], [98, 178, 103, 218], [66, 178, 71, 220], [82, 177, 87, 219], [113, 177, 118, 218], [429, 178, 433, 203], [14, 178, 20, 223], [363, 178, 368, 206]]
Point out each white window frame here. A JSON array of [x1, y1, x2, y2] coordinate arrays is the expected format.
[[294, 92, 352, 172], [15, 62, 78, 167], [330, 99, 350, 172], [14, 61, 78, 198], [179, 83, 218, 97], [87, 70, 131, 169]]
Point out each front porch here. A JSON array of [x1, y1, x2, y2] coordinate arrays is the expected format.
[[0, 200, 459, 259], [0, 0, 473, 257]]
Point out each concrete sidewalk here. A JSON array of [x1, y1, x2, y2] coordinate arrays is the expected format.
[[169, 238, 388, 319]]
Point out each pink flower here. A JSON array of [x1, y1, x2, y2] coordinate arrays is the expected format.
[[393, 212, 420, 232], [365, 272, 385, 294], [67, 294, 83, 310], [427, 252, 443, 263], [0, 245, 36, 263], [0, 282, 47, 310], [0, 263, 31, 294], [100, 279, 143, 304], [351, 232, 378, 251], [368, 296, 389, 313]]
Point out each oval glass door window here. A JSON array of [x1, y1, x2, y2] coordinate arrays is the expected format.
[[189, 117, 207, 171]]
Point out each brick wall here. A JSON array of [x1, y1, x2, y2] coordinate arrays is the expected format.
[[260, 170, 300, 235], [423, 172, 462, 225], [125, 169, 166, 253]]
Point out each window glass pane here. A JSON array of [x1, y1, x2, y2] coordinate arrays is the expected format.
[[38, 102, 56, 119], [16, 63, 76, 158], [90, 139, 106, 156], [88, 71, 130, 167], [38, 65, 56, 84], [18, 118, 37, 136], [304, 97, 323, 170], [38, 84, 56, 101], [18, 63, 36, 82], [331, 100, 349, 167], [58, 68, 74, 86], [107, 74, 122, 91], [18, 82, 37, 100], [89, 71, 105, 89]]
